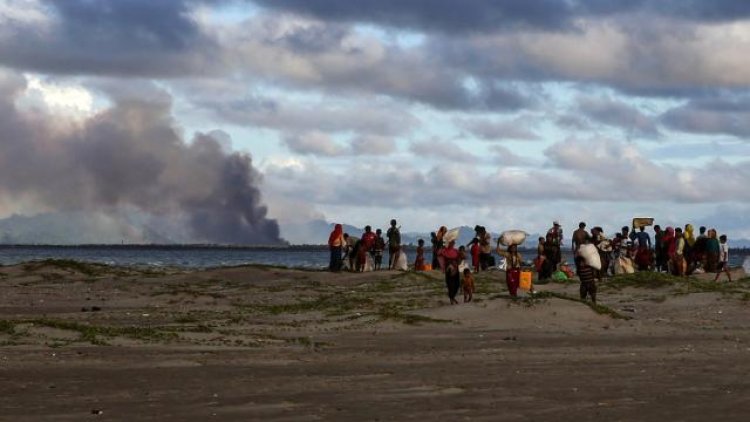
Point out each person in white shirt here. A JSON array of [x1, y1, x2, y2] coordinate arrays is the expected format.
[[714, 235, 733, 282]]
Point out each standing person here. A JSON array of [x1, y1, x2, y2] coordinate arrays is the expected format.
[[546, 221, 563, 270], [469, 238, 481, 273], [327, 224, 344, 272], [535, 236, 552, 280], [654, 225, 666, 272], [462, 268, 475, 303], [663, 227, 676, 274], [673, 227, 687, 276], [386, 219, 401, 270], [440, 240, 460, 305], [577, 259, 598, 303], [572, 222, 590, 253], [343, 233, 359, 272], [496, 240, 523, 298], [633, 226, 652, 271], [694, 226, 709, 272], [591, 227, 611, 278], [704, 229, 720, 273], [373, 229, 386, 271], [478, 226, 493, 270], [684, 224, 696, 273], [414, 239, 426, 271], [359, 226, 377, 272], [714, 235, 733, 282], [430, 232, 440, 270], [435, 226, 448, 271]]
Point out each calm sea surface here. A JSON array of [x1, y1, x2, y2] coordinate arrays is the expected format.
[[0, 245, 748, 270]]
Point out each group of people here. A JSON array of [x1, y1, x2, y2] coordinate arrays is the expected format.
[[328, 219, 735, 306], [327, 220, 403, 272], [549, 222, 733, 283]]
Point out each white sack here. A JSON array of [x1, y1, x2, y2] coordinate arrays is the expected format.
[[443, 227, 460, 244], [499, 230, 527, 246], [394, 250, 408, 271], [578, 243, 602, 270]]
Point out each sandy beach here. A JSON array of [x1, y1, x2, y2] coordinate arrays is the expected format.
[[1, 260, 749, 421]]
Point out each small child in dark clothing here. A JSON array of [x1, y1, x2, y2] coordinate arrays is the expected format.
[[577, 262, 597, 303], [462, 268, 475, 303]]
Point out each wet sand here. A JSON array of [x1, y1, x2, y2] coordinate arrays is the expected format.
[[0, 260, 749, 421]]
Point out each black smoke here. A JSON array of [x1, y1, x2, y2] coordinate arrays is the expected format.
[[0, 71, 283, 245]]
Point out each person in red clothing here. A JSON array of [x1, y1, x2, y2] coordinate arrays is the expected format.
[[439, 240, 460, 304], [497, 241, 523, 298], [469, 238, 481, 273], [662, 227, 676, 274], [327, 224, 344, 272], [359, 226, 377, 272]]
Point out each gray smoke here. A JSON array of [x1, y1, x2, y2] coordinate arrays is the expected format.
[[0, 71, 282, 245]]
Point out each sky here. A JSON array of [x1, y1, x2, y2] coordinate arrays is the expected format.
[[1, 0, 750, 244]]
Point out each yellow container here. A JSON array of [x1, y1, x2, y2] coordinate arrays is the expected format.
[[519, 270, 532, 291], [423, 264, 433, 271]]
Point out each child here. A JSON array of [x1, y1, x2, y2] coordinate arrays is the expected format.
[[414, 239, 426, 271], [462, 268, 475, 303], [470, 238, 481, 273], [373, 229, 386, 271], [714, 235, 733, 282], [458, 245, 468, 272]]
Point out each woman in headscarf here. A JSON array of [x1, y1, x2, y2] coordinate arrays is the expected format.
[[684, 224, 696, 273], [439, 240, 461, 304], [497, 240, 523, 298], [328, 224, 344, 272]]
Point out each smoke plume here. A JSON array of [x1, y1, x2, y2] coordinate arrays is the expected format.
[[0, 71, 283, 245]]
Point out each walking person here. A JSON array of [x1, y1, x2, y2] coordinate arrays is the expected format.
[[496, 240, 523, 298], [714, 235, 733, 282], [440, 240, 461, 304]]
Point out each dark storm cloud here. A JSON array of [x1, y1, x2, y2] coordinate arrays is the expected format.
[[578, 96, 660, 138], [0, 0, 219, 76], [252, 0, 750, 33], [0, 71, 282, 245], [661, 96, 750, 138], [252, 0, 576, 34]]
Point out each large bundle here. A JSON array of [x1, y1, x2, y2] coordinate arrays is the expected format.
[[394, 250, 408, 271], [614, 256, 635, 274], [443, 227, 461, 244], [577, 243, 601, 270], [498, 230, 527, 246], [632, 217, 654, 229]]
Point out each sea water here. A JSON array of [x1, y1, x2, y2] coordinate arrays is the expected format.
[[0, 245, 748, 271]]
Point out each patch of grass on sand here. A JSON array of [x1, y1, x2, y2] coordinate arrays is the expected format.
[[242, 293, 375, 317], [0, 320, 16, 335], [683, 279, 744, 295], [603, 272, 681, 290], [31, 319, 177, 345], [531, 291, 632, 320], [23, 259, 108, 276], [376, 304, 451, 325]]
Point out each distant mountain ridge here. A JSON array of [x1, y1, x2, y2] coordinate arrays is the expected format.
[[2, 214, 750, 248]]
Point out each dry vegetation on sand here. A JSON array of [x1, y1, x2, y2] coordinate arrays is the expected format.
[[0, 260, 749, 421]]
